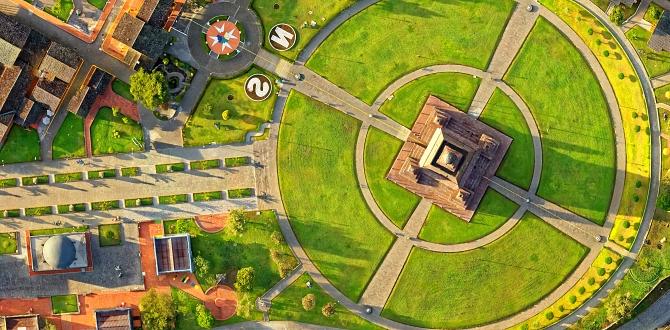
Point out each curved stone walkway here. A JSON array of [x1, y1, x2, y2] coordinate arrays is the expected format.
[[544, 0, 661, 327]]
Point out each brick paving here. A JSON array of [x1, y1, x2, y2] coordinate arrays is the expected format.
[[195, 214, 228, 233]]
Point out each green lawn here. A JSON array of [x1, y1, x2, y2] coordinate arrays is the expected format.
[[364, 127, 420, 228], [30, 226, 88, 236], [270, 273, 383, 329], [278, 91, 395, 301], [99, 224, 121, 246], [252, 0, 356, 60], [57, 203, 86, 214], [418, 189, 519, 245], [88, 169, 116, 180], [156, 162, 185, 173], [378, 72, 481, 128], [183, 67, 277, 146], [0, 126, 40, 164], [51, 294, 79, 314], [25, 206, 53, 217], [0, 232, 17, 254], [53, 112, 85, 160], [627, 25, 670, 78], [90, 107, 143, 155], [125, 197, 154, 208], [44, 0, 73, 22], [120, 167, 139, 177], [164, 211, 297, 322], [505, 18, 615, 225], [644, 3, 664, 25], [382, 212, 588, 328], [112, 79, 133, 101], [158, 194, 189, 205], [479, 88, 534, 189], [87, 0, 106, 10], [306, 0, 514, 104], [55, 172, 84, 183], [22, 175, 49, 186], [0, 178, 17, 188], [190, 159, 220, 170], [227, 188, 254, 199], [193, 191, 223, 202], [225, 156, 250, 167], [172, 287, 226, 329], [91, 200, 119, 211]]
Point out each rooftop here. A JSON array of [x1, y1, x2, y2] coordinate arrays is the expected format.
[[0, 13, 30, 48], [30, 232, 90, 272], [153, 234, 193, 275], [147, 0, 174, 28], [0, 314, 39, 330], [46, 42, 82, 69], [649, 10, 670, 52], [95, 308, 132, 330], [112, 13, 145, 46]]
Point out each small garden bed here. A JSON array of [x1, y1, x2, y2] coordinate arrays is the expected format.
[[225, 157, 250, 167], [112, 79, 133, 102], [22, 175, 49, 186], [0, 232, 18, 255], [25, 206, 53, 217], [55, 172, 84, 183], [31, 226, 88, 236], [91, 200, 119, 211], [99, 224, 122, 246], [159, 194, 189, 205], [125, 197, 154, 208], [91, 107, 144, 155], [228, 188, 254, 199], [0, 178, 17, 188], [120, 167, 140, 177], [88, 169, 116, 180], [190, 159, 220, 170], [2, 209, 20, 218], [193, 191, 223, 202], [51, 294, 79, 314], [57, 203, 87, 214], [156, 162, 186, 173]]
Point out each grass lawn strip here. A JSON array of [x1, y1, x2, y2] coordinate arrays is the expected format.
[[515, 248, 621, 329], [193, 191, 223, 202], [363, 127, 420, 228], [252, 0, 357, 60], [0, 126, 40, 164], [505, 17, 615, 225], [269, 273, 383, 329], [52, 112, 85, 160], [51, 294, 79, 314], [225, 156, 250, 167], [57, 203, 86, 214], [31, 226, 88, 236], [91, 200, 119, 211], [479, 88, 535, 189], [382, 213, 588, 328], [91, 107, 143, 155], [278, 91, 395, 301], [2, 210, 20, 218], [88, 169, 116, 180], [158, 194, 189, 205], [378, 72, 481, 128], [0, 232, 18, 254], [112, 79, 133, 101], [156, 162, 186, 173], [0, 178, 17, 188], [227, 188, 254, 199], [306, 0, 514, 104], [25, 206, 53, 217], [99, 224, 122, 246], [164, 211, 297, 323], [183, 67, 277, 146], [190, 159, 220, 170], [124, 197, 154, 208], [55, 172, 84, 183], [44, 0, 73, 22], [120, 167, 140, 177], [418, 189, 519, 245], [22, 175, 49, 186], [539, 0, 651, 250]]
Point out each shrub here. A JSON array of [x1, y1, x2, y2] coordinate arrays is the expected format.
[[122, 117, 129, 124], [633, 222, 640, 230], [195, 304, 214, 329], [606, 292, 634, 323], [139, 289, 175, 330], [227, 209, 247, 235], [111, 107, 120, 117], [270, 249, 298, 278], [194, 255, 210, 276], [651, 5, 663, 20], [578, 286, 586, 295], [634, 125, 641, 132], [603, 50, 610, 57], [588, 277, 596, 285], [302, 294, 316, 311], [658, 180, 670, 210], [618, 235, 625, 242], [618, 72, 625, 80], [234, 267, 255, 292], [632, 112, 638, 119], [635, 180, 642, 188], [558, 305, 565, 312], [596, 39, 602, 46], [633, 194, 640, 202], [569, 295, 577, 304], [598, 268, 606, 276], [623, 220, 631, 229], [545, 311, 554, 320], [236, 292, 254, 318], [587, 27, 594, 35], [609, 5, 625, 25], [322, 302, 336, 317], [271, 231, 284, 245]]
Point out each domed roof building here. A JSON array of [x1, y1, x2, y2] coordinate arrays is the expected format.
[[29, 229, 91, 273]]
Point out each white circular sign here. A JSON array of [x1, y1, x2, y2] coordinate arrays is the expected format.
[[269, 23, 297, 51], [245, 74, 273, 101]]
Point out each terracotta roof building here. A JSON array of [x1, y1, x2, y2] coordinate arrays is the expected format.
[[112, 13, 145, 47], [95, 308, 132, 330], [0, 314, 39, 330], [68, 66, 114, 117], [387, 96, 512, 221]]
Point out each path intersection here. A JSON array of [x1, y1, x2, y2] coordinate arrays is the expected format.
[[0, 0, 667, 329]]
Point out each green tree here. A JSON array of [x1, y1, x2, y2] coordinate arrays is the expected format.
[[302, 293, 316, 311], [610, 5, 625, 25], [227, 209, 247, 235], [195, 304, 215, 329], [235, 267, 255, 292], [658, 179, 670, 210], [130, 68, 168, 109], [605, 292, 634, 323], [236, 292, 254, 318], [139, 289, 176, 330], [194, 254, 210, 276]]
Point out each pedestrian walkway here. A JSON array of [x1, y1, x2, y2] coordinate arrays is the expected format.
[[622, 0, 653, 32]]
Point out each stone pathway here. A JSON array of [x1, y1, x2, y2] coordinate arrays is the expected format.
[[622, 0, 653, 32], [468, 0, 539, 118], [620, 287, 670, 330]]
